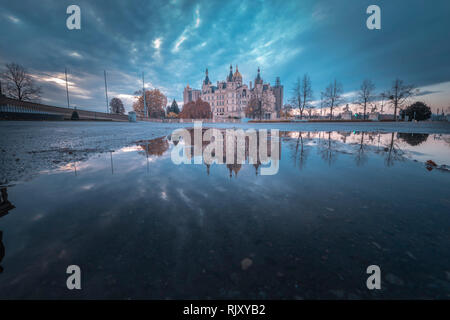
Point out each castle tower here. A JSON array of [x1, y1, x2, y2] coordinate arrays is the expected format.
[[227, 64, 233, 82], [255, 67, 263, 85], [203, 68, 211, 85], [273, 76, 283, 114]]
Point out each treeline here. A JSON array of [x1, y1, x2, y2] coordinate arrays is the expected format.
[[284, 74, 423, 121]]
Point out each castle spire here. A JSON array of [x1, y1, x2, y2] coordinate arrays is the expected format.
[[203, 68, 210, 85], [227, 64, 233, 82], [255, 66, 262, 84]]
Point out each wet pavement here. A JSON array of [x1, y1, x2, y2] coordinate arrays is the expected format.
[[0, 126, 449, 299]]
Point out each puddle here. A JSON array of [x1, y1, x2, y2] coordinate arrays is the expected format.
[[0, 131, 449, 299]]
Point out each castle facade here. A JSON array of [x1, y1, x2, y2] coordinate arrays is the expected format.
[[183, 65, 283, 119]]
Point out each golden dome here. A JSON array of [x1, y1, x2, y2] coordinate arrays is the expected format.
[[233, 65, 242, 79]]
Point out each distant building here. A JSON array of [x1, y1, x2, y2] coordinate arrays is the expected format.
[[183, 65, 283, 120], [341, 104, 352, 120], [183, 84, 201, 105], [368, 112, 380, 121], [272, 77, 283, 116]]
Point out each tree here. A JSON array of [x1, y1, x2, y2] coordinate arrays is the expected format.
[[1, 63, 42, 101], [71, 110, 79, 120], [179, 98, 212, 119], [245, 90, 272, 120], [384, 79, 417, 121], [322, 79, 343, 120], [168, 99, 180, 114], [133, 88, 167, 118], [290, 78, 302, 118], [301, 74, 313, 119], [398, 133, 429, 146], [109, 97, 125, 114], [356, 79, 375, 120], [289, 74, 313, 119], [403, 101, 432, 121], [167, 111, 178, 118]]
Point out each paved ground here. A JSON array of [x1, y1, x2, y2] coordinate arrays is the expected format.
[[1, 120, 449, 185]]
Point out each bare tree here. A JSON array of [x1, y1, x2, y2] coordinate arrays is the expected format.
[[384, 79, 417, 121], [1, 63, 42, 101], [322, 79, 343, 120], [379, 92, 387, 114], [290, 77, 302, 118], [356, 79, 375, 120], [290, 74, 313, 119], [301, 74, 313, 119], [319, 92, 324, 117]]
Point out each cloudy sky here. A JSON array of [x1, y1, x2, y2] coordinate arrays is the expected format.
[[1, 0, 449, 113]]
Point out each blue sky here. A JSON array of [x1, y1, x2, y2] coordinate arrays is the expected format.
[[0, 0, 449, 113]]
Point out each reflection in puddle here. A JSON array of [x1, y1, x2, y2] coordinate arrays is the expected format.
[[130, 131, 450, 176], [0, 130, 449, 299]]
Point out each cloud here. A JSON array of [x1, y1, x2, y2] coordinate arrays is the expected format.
[[195, 6, 201, 28], [173, 35, 187, 53], [0, 0, 448, 112], [69, 51, 83, 59], [6, 15, 20, 24], [171, 5, 201, 53], [152, 38, 162, 49]]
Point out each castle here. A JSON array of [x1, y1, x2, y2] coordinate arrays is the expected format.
[[183, 65, 283, 120]]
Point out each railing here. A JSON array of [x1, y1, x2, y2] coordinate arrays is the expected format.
[[0, 96, 128, 121]]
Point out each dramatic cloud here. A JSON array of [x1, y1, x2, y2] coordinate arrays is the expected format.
[[0, 0, 449, 113]]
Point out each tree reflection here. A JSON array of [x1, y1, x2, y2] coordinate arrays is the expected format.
[[398, 133, 429, 146], [290, 132, 309, 170], [318, 132, 338, 166], [384, 132, 405, 167], [354, 132, 368, 166], [137, 137, 170, 157]]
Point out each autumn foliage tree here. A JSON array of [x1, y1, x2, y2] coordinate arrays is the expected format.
[[179, 98, 212, 119], [133, 88, 167, 118]]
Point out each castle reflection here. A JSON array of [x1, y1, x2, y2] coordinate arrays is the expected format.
[[132, 130, 448, 177]]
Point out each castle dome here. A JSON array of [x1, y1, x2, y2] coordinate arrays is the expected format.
[[233, 65, 242, 80]]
